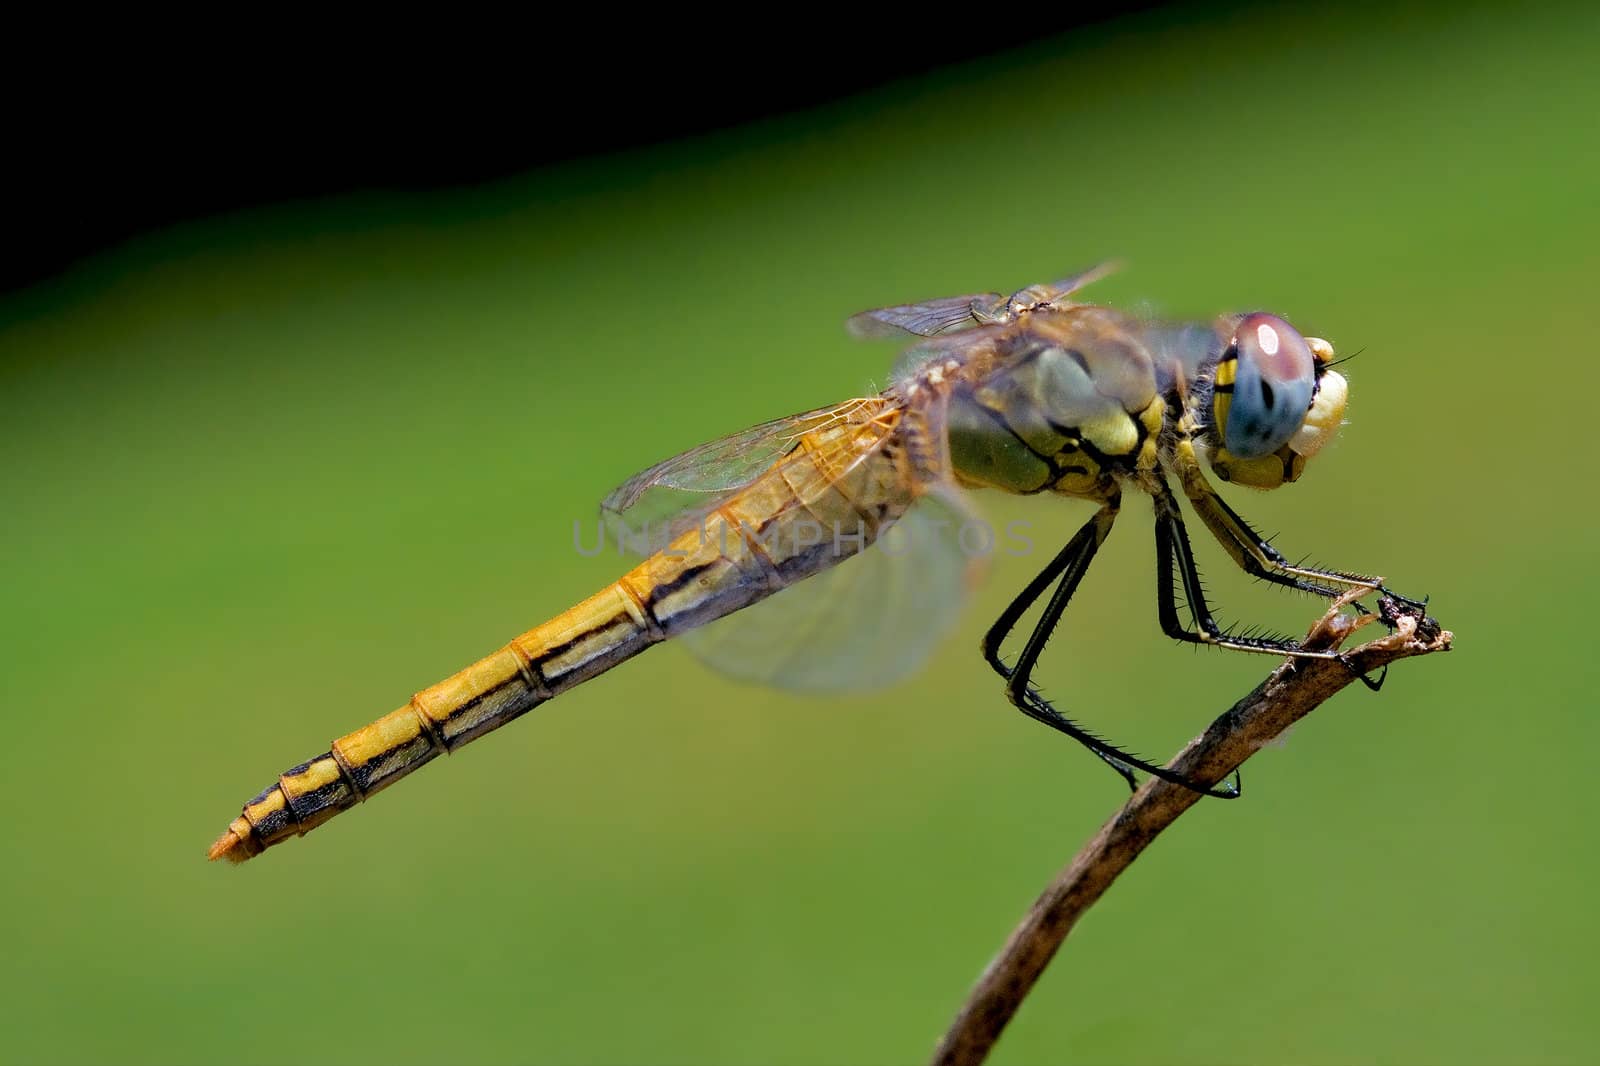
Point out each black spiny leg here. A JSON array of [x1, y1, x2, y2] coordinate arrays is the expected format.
[[981, 519, 1092, 678], [1183, 483, 1424, 685], [1152, 479, 1388, 690], [1172, 440, 1424, 613], [983, 492, 1241, 800], [981, 501, 1138, 786], [1154, 480, 1345, 659]]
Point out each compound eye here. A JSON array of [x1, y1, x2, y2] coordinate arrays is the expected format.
[[1222, 313, 1316, 459]]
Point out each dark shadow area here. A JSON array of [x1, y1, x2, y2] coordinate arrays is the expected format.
[[1, 8, 1169, 293]]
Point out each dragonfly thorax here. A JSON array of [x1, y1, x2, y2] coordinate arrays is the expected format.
[[941, 308, 1169, 498]]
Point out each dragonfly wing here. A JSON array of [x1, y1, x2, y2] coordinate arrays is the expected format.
[[601, 396, 915, 557], [845, 263, 1121, 340], [886, 325, 1005, 385], [600, 400, 884, 551], [1030, 261, 1122, 305], [845, 292, 1006, 338], [678, 486, 985, 692]]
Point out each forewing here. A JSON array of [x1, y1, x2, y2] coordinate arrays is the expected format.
[[600, 399, 889, 554], [678, 487, 986, 692], [845, 292, 1006, 338]]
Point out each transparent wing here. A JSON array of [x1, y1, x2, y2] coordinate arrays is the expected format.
[[1010, 261, 1122, 308], [600, 398, 893, 555], [845, 292, 1006, 338], [846, 261, 1123, 340], [886, 325, 1005, 385], [679, 486, 986, 692]]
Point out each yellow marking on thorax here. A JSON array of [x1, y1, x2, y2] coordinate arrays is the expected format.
[[1135, 397, 1164, 469], [1078, 396, 1165, 462], [1077, 410, 1140, 456]]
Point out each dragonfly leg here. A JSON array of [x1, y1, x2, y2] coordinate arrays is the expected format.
[[1153, 480, 1347, 660], [1168, 440, 1424, 607], [1152, 478, 1388, 690], [980, 518, 1094, 679], [984, 491, 1241, 800]]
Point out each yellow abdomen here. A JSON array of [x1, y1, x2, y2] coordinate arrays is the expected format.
[[209, 404, 912, 863]]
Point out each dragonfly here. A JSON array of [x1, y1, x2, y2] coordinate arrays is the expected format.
[[209, 264, 1413, 864]]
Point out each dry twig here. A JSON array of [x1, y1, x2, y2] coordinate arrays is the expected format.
[[930, 592, 1453, 1066]]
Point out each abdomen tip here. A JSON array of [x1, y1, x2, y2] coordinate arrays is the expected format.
[[207, 820, 259, 864]]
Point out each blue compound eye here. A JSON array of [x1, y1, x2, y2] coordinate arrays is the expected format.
[[1221, 313, 1316, 459]]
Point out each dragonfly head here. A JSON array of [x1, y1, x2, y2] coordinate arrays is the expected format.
[[1206, 313, 1348, 489]]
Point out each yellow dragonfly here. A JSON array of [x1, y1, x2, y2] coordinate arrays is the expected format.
[[209, 264, 1412, 864]]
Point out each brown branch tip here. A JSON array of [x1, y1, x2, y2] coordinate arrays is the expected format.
[[931, 593, 1452, 1066]]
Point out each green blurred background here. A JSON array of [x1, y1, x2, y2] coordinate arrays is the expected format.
[[4, 5, 1598, 1064]]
